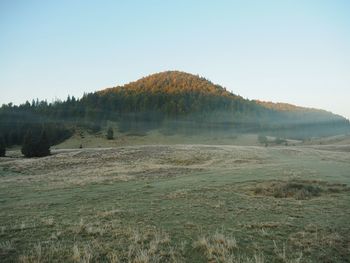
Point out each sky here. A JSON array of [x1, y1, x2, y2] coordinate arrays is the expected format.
[[1, 0, 350, 119]]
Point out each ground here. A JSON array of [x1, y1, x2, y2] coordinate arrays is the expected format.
[[0, 139, 350, 262]]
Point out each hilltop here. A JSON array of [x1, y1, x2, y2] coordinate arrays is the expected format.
[[100, 71, 234, 97]]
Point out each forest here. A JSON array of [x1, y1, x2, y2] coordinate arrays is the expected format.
[[0, 71, 349, 148]]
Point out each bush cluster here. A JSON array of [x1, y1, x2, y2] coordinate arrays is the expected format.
[[21, 130, 50, 157]]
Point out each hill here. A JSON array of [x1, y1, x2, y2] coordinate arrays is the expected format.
[[93, 71, 344, 122], [100, 71, 233, 96], [0, 71, 349, 147], [255, 100, 344, 122], [85, 71, 253, 117]]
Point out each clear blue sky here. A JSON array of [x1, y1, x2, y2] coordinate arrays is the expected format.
[[1, 0, 349, 118]]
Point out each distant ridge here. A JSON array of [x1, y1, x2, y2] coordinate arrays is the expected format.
[[255, 100, 334, 113]]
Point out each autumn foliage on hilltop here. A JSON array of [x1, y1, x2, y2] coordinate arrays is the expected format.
[[89, 71, 253, 116], [100, 71, 234, 97]]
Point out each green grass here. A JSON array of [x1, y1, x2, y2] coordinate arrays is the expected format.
[[0, 144, 349, 262], [54, 127, 266, 149]]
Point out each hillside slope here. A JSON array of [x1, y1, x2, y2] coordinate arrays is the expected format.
[[255, 100, 344, 123]]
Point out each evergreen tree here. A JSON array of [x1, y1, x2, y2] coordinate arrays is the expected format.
[[21, 129, 50, 157], [21, 130, 34, 157], [106, 126, 114, 140], [0, 135, 6, 157], [37, 130, 50, 157]]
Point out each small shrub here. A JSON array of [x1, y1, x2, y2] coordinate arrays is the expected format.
[[258, 135, 268, 145], [274, 137, 287, 145], [106, 127, 114, 140], [254, 181, 323, 200], [273, 182, 322, 200]]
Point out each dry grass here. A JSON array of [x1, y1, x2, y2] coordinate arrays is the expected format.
[[126, 228, 174, 262], [18, 243, 53, 263], [273, 241, 303, 263], [41, 217, 55, 227], [0, 240, 14, 254], [193, 230, 239, 262], [12, 223, 347, 263], [71, 244, 93, 263], [1, 143, 350, 262], [0, 145, 270, 190], [288, 224, 348, 259], [97, 209, 124, 218], [16, 227, 176, 262], [194, 232, 265, 263]]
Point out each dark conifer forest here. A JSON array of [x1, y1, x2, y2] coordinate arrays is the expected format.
[[1, 71, 349, 148]]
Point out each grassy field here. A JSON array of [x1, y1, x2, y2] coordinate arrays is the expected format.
[[54, 128, 266, 149], [0, 141, 350, 262], [54, 126, 305, 150]]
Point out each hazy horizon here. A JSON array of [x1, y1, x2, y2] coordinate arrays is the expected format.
[[1, 1, 349, 119]]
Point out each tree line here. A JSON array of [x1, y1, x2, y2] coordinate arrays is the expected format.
[[1, 71, 349, 156]]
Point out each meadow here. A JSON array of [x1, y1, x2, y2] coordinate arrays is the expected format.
[[0, 134, 350, 262]]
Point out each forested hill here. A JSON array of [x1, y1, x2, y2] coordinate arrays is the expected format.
[[254, 100, 345, 124], [88, 71, 345, 124], [100, 71, 233, 96], [255, 100, 338, 115], [0, 71, 349, 147], [91, 71, 254, 116]]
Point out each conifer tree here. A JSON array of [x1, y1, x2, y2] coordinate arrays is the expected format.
[[0, 135, 6, 157], [106, 126, 114, 140], [21, 129, 51, 157], [21, 130, 34, 157], [37, 130, 50, 156]]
